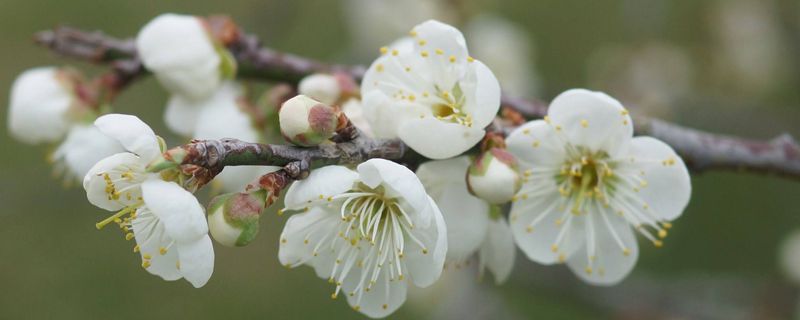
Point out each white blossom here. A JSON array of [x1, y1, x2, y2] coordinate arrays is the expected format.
[[51, 124, 125, 183], [94, 179, 214, 288], [506, 89, 691, 285], [84, 114, 214, 287], [8, 67, 77, 144], [279, 95, 338, 147], [278, 159, 447, 318], [299, 73, 341, 106], [466, 149, 522, 205], [417, 157, 514, 283], [83, 114, 163, 211], [137, 13, 225, 100], [361, 20, 501, 159]]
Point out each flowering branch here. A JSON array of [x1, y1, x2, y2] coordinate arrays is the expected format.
[[160, 136, 412, 176], [34, 25, 800, 180]]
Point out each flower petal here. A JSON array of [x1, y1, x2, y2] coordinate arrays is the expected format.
[[344, 270, 407, 319], [134, 223, 182, 282], [547, 89, 633, 156], [53, 125, 124, 181], [360, 90, 422, 139], [278, 206, 340, 268], [284, 165, 358, 208], [621, 136, 691, 221], [416, 157, 489, 261], [177, 235, 215, 288], [397, 117, 485, 159], [403, 197, 447, 287], [479, 217, 516, 284], [506, 120, 567, 167], [460, 60, 501, 129], [566, 210, 638, 286], [83, 152, 146, 211], [94, 114, 161, 161], [8, 67, 73, 144], [164, 95, 201, 137], [411, 20, 468, 62], [136, 14, 221, 100], [141, 179, 208, 243], [510, 186, 585, 265], [357, 159, 429, 222]]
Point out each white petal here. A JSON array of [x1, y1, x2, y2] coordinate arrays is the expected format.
[[548, 89, 633, 156], [479, 217, 516, 284], [403, 197, 447, 287], [8, 67, 73, 144], [83, 152, 146, 211], [213, 166, 280, 193], [52, 125, 124, 181], [621, 136, 691, 221], [134, 222, 182, 282], [397, 117, 485, 159], [193, 82, 257, 142], [510, 188, 585, 264], [278, 206, 340, 268], [411, 20, 468, 62], [344, 270, 407, 318], [360, 90, 420, 139], [506, 120, 567, 167], [283, 166, 358, 208], [357, 159, 429, 218], [94, 114, 161, 161], [460, 60, 501, 129], [177, 235, 215, 288], [566, 210, 638, 286], [164, 95, 201, 137], [136, 14, 221, 100], [416, 157, 489, 261], [298, 74, 340, 106], [141, 179, 208, 243]]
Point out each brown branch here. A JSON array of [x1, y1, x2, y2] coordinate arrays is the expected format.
[[34, 25, 800, 180]]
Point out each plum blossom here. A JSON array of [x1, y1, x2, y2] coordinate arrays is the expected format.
[[84, 114, 214, 287], [8, 67, 81, 144], [506, 89, 691, 285], [417, 157, 515, 283], [51, 124, 124, 184], [361, 20, 501, 159], [137, 13, 232, 101], [278, 159, 447, 318]]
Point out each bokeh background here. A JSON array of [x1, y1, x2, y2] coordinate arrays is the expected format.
[[2, 0, 800, 319]]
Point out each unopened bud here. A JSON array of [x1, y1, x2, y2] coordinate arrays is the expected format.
[[207, 190, 266, 247], [298, 74, 341, 106], [279, 95, 338, 146], [467, 148, 522, 204]]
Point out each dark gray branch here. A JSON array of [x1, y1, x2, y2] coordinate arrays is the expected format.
[[33, 24, 800, 180]]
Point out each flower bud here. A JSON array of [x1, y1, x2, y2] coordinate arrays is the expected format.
[[207, 191, 265, 247], [8, 67, 81, 144], [298, 74, 340, 106], [467, 148, 522, 204], [279, 95, 338, 146], [137, 14, 233, 100]]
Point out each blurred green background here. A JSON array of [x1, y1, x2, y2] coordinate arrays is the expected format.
[[1, 0, 800, 319]]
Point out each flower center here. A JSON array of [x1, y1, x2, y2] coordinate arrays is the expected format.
[[555, 149, 615, 215], [431, 83, 472, 127], [99, 165, 146, 203]]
